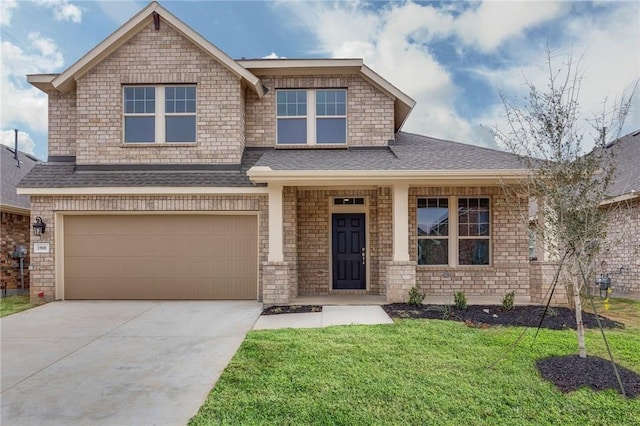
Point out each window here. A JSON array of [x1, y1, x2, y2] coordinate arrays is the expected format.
[[123, 85, 196, 143], [417, 198, 449, 265], [417, 197, 491, 266], [277, 89, 346, 145], [458, 198, 490, 265]]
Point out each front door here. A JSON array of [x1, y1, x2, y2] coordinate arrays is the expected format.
[[332, 213, 366, 290]]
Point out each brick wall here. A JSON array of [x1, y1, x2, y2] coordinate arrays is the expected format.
[[283, 186, 298, 299], [72, 21, 245, 165], [48, 91, 77, 157], [0, 212, 31, 290], [598, 198, 640, 295], [29, 195, 268, 302], [245, 75, 394, 147], [409, 186, 530, 297], [296, 188, 384, 296]]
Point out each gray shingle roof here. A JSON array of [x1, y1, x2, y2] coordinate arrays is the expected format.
[[1, 146, 39, 209], [18, 149, 266, 188], [604, 130, 640, 197], [255, 132, 525, 171]]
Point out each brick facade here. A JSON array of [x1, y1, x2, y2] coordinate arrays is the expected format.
[[598, 198, 640, 295], [409, 186, 530, 298], [245, 75, 395, 147], [1, 212, 31, 290], [295, 188, 388, 296], [29, 195, 268, 302], [59, 22, 245, 165], [48, 91, 77, 157]]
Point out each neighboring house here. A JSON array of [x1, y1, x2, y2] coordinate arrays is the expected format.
[[1, 145, 39, 293], [597, 130, 640, 296], [18, 1, 531, 304]]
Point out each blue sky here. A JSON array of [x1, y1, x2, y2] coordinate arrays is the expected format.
[[1, 0, 639, 161]]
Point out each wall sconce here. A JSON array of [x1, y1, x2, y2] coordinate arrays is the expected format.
[[32, 216, 46, 236]]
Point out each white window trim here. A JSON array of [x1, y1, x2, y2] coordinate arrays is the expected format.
[[276, 88, 346, 145], [417, 196, 492, 267], [123, 85, 196, 144]]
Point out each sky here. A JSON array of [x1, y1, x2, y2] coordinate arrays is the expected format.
[[1, 0, 639, 161]]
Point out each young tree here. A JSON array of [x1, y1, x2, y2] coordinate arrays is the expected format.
[[491, 49, 636, 358]]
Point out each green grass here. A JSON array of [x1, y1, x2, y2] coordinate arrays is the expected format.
[[0, 294, 40, 317], [190, 319, 640, 425], [584, 297, 640, 330]]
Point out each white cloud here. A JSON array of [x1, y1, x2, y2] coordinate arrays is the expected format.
[[279, 1, 638, 150], [453, 1, 569, 51], [0, 32, 64, 134], [34, 0, 83, 23], [0, 129, 37, 156], [0, 0, 17, 25], [474, 2, 640, 150], [262, 52, 284, 59]]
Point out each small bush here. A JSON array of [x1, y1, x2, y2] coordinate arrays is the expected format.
[[454, 290, 467, 310], [502, 291, 515, 311], [408, 285, 425, 306]]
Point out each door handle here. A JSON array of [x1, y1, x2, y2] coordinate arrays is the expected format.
[[362, 247, 366, 265]]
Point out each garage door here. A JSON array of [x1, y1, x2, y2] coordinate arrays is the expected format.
[[64, 215, 258, 300]]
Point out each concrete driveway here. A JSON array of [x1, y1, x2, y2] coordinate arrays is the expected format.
[[1, 300, 262, 426]]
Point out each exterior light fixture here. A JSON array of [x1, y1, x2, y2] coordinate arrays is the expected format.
[[32, 216, 46, 236]]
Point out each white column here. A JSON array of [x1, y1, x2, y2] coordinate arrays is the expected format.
[[268, 183, 284, 262], [392, 183, 410, 262]]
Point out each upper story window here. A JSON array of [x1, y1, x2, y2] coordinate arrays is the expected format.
[[417, 197, 491, 266], [123, 85, 196, 144], [276, 89, 346, 145]]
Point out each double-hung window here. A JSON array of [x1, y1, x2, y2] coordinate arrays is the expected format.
[[123, 85, 196, 143], [276, 89, 346, 145], [417, 198, 449, 265], [417, 197, 491, 266]]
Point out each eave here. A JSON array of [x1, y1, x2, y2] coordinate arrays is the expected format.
[[247, 167, 530, 186]]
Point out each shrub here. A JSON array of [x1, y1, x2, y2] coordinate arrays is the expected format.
[[408, 285, 425, 306], [501, 291, 515, 311], [454, 290, 467, 310]]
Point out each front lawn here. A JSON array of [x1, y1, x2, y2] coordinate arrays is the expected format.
[[0, 294, 40, 317], [191, 319, 640, 425]]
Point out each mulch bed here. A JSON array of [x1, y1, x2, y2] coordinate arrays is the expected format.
[[537, 355, 640, 397], [262, 305, 322, 315], [382, 304, 624, 330]]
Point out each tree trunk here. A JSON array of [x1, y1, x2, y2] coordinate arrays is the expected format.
[[573, 283, 587, 358]]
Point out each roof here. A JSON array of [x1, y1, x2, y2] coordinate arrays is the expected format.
[[18, 149, 266, 191], [603, 130, 640, 199], [254, 132, 525, 171], [27, 1, 264, 98], [1, 145, 39, 212], [248, 132, 528, 185]]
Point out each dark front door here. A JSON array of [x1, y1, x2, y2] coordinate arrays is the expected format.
[[332, 213, 366, 290]]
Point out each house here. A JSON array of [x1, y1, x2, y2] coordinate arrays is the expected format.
[[596, 130, 640, 297], [1, 144, 39, 294], [18, 1, 531, 305]]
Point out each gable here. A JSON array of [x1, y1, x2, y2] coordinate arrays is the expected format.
[[47, 1, 263, 98]]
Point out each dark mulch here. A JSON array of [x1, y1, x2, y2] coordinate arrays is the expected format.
[[382, 304, 625, 330], [537, 355, 640, 397], [262, 305, 322, 315]]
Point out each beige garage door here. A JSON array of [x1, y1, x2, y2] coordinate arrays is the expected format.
[[64, 215, 258, 300]]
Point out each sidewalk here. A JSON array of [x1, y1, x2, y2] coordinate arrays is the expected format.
[[253, 305, 393, 330]]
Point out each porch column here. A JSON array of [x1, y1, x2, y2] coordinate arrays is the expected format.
[[268, 183, 284, 262], [392, 183, 410, 261], [263, 183, 290, 305], [387, 183, 416, 303]]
